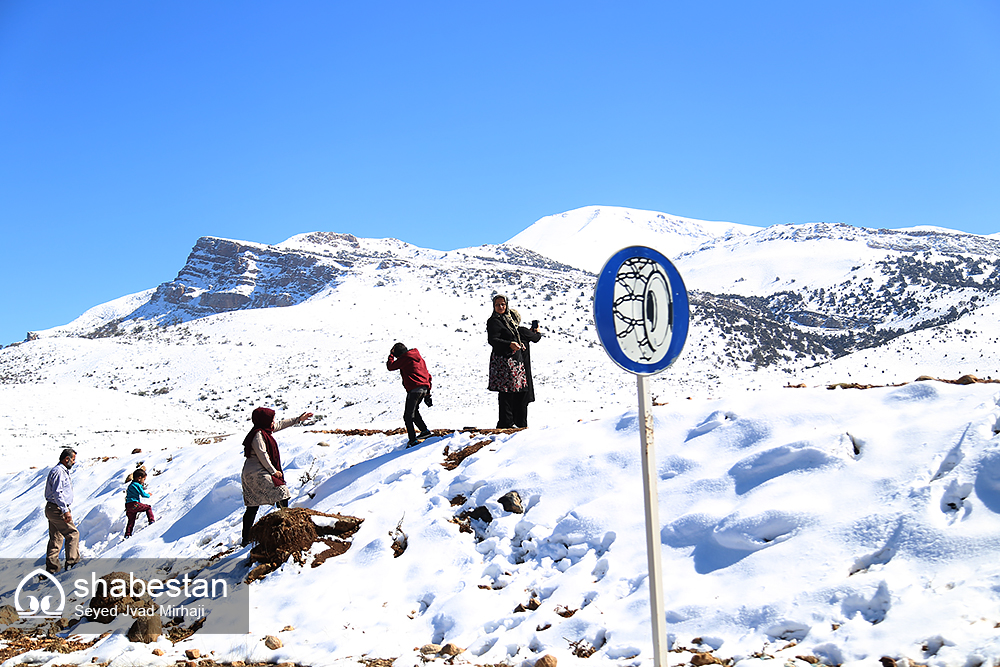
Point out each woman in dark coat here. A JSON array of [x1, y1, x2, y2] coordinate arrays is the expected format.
[[487, 294, 527, 428], [511, 309, 542, 428]]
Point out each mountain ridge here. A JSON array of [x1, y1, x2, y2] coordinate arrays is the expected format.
[[5, 204, 999, 426]]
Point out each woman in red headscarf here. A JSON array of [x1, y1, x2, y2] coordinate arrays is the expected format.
[[241, 406, 312, 546]]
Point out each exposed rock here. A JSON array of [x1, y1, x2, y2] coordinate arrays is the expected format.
[[420, 644, 442, 654], [467, 506, 492, 523], [514, 596, 541, 613], [535, 655, 557, 667], [264, 635, 283, 650], [152, 648, 165, 656], [498, 490, 524, 513], [691, 652, 722, 666], [126, 615, 162, 643], [440, 643, 464, 656], [0, 604, 18, 626], [86, 572, 156, 624], [185, 648, 201, 659]]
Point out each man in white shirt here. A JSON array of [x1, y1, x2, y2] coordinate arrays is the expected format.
[[44, 448, 80, 573]]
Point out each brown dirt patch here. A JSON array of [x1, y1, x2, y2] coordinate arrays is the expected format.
[[442, 441, 490, 471], [246, 508, 363, 583], [814, 374, 1000, 391]]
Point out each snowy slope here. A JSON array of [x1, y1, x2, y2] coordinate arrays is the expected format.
[[1, 382, 1000, 667]]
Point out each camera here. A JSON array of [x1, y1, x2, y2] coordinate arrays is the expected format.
[[531, 319, 539, 329]]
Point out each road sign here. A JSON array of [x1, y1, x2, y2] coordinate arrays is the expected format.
[[593, 246, 690, 667], [593, 246, 689, 376]]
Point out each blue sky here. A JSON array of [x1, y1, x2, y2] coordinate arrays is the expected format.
[[2, 1, 999, 346]]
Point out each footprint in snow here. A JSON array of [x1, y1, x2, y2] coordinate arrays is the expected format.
[[930, 425, 969, 482], [939, 478, 973, 519], [728, 441, 842, 494]]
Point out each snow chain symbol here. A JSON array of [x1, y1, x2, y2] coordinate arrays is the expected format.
[[612, 257, 673, 363], [594, 246, 688, 376]]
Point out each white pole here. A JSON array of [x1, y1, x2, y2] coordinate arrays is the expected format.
[[638, 373, 668, 667]]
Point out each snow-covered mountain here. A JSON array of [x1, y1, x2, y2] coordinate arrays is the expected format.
[[3, 206, 1000, 666], [506, 206, 758, 274]]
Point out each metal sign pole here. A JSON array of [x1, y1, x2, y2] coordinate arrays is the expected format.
[[638, 373, 668, 667], [593, 246, 688, 667]]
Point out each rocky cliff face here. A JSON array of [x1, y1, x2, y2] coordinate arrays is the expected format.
[[145, 236, 346, 316], [75, 232, 586, 340]]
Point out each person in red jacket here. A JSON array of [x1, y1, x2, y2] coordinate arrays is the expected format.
[[387, 342, 433, 447]]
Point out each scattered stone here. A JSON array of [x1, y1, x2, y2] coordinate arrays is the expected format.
[[0, 605, 18, 626], [796, 657, 819, 665], [87, 572, 156, 624], [53, 617, 74, 630], [152, 648, 165, 656], [230, 662, 246, 667], [498, 490, 524, 513], [554, 605, 577, 618], [514, 596, 541, 613], [440, 643, 464, 656], [185, 649, 201, 659], [420, 644, 442, 654], [126, 615, 162, 643], [691, 652, 722, 666], [467, 506, 492, 523], [264, 635, 283, 650], [879, 658, 898, 667], [131, 448, 142, 454], [281, 625, 295, 632], [535, 655, 557, 667], [317, 441, 331, 447]]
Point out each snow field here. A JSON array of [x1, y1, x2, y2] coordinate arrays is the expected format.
[[2, 381, 1000, 666]]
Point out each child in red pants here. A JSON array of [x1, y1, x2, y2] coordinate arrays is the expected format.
[[124, 469, 155, 538]]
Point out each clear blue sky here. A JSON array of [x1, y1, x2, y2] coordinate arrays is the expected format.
[[2, 1, 999, 346]]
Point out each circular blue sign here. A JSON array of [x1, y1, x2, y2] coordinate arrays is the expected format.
[[593, 246, 689, 375]]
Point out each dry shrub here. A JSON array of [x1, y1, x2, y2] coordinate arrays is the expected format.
[[246, 508, 363, 583]]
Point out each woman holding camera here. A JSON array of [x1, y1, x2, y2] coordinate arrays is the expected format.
[[487, 294, 528, 428], [513, 312, 542, 427]]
